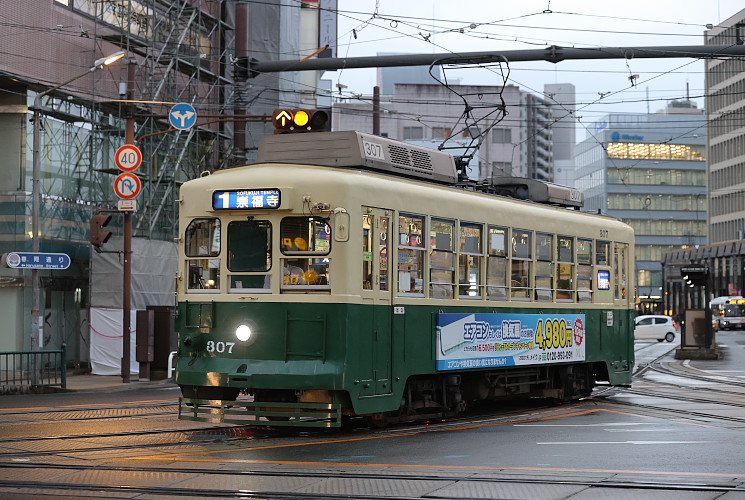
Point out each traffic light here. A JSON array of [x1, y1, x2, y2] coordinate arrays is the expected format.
[[90, 213, 112, 252], [272, 109, 330, 134]]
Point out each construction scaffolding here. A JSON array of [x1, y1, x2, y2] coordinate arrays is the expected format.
[[32, 0, 237, 245]]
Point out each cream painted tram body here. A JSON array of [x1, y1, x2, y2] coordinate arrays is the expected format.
[[176, 131, 635, 427]]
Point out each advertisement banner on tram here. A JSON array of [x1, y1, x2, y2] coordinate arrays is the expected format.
[[436, 312, 586, 370]]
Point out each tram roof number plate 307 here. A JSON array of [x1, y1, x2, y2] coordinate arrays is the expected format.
[[213, 189, 281, 210]]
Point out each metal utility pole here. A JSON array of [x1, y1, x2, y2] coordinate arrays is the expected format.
[[122, 58, 137, 383], [247, 44, 745, 76], [373, 86, 380, 136]]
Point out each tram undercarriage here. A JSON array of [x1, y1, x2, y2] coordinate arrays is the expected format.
[[178, 362, 601, 428]]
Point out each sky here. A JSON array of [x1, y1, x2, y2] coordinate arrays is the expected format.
[[322, 0, 744, 139]]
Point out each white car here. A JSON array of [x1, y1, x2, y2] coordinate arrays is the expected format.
[[634, 315, 679, 342]]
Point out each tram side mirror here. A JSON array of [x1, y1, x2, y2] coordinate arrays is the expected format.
[[333, 209, 349, 242]]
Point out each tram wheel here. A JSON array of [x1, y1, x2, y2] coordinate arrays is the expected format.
[[365, 412, 390, 428], [180, 385, 239, 408], [254, 390, 294, 422], [180, 385, 239, 401]]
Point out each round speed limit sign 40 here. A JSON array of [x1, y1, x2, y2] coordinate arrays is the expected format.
[[115, 144, 142, 172]]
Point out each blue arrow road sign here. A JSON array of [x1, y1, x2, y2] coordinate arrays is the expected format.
[[3, 252, 71, 270], [169, 103, 197, 130]]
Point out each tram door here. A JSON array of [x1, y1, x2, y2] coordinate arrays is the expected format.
[[361, 207, 392, 396]]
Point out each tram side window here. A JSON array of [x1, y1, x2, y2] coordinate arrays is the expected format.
[[535, 233, 554, 301], [596, 240, 610, 266], [430, 218, 455, 298], [379, 216, 389, 291], [227, 220, 271, 292], [185, 218, 221, 292], [557, 236, 575, 301], [459, 222, 483, 298], [487, 226, 508, 300], [511, 229, 532, 299], [280, 217, 331, 290], [577, 239, 593, 302], [362, 214, 389, 291], [363, 215, 373, 289], [614, 242, 629, 300], [398, 213, 425, 295]]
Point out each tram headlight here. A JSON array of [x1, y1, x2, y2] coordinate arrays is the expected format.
[[235, 324, 252, 342]]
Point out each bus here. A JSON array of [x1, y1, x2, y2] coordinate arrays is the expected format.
[[711, 296, 745, 330]]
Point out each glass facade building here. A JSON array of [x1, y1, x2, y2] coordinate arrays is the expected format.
[[575, 103, 708, 313]]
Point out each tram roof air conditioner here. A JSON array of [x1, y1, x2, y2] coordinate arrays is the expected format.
[[257, 131, 458, 185]]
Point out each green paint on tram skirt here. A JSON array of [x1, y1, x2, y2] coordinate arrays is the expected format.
[[175, 300, 634, 425]]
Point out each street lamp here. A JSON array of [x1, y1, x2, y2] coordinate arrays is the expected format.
[[30, 50, 126, 352]]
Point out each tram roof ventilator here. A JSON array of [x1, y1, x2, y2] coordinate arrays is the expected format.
[[257, 131, 583, 209]]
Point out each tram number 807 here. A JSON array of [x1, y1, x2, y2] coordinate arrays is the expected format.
[[534, 319, 572, 350], [206, 341, 236, 354]]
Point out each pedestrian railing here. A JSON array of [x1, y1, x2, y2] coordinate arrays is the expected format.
[[0, 344, 67, 392]]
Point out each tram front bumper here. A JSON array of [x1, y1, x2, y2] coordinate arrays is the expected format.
[[178, 398, 343, 427]]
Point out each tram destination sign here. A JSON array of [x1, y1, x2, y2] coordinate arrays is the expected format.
[[212, 189, 281, 210], [2, 252, 71, 270]]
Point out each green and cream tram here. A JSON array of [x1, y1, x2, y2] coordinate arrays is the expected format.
[[176, 131, 635, 427]]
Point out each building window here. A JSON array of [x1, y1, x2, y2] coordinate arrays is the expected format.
[[607, 142, 706, 161], [403, 127, 424, 140], [462, 126, 480, 138], [432, 127, 447, 139], [491, 161, 512, 176], [492, 128, 512, 144]]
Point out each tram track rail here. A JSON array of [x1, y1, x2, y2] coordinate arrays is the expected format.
[[593, 341, 745, 425], [3, 343, 745, 498], [0, 462, 741, 498]]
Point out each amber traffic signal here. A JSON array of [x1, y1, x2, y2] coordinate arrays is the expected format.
[[90, 213, 112, 252], [272, 109, 330, 133]]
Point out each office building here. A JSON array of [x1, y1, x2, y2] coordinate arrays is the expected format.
[[334, 82, 555, 182], [705, 8, 745, 243], [575, 102, 707, 312]]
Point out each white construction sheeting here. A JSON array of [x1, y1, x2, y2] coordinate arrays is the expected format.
[[89, 237, 177, 375], [90, 237, 177, 310], [90, 308, 137, 375]]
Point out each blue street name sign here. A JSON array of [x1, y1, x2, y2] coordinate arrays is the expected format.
[[3, 252, 71, 270]]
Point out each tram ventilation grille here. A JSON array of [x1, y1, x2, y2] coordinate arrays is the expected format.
[[411, 150, 434, 171], [388, 145, 434, 171]]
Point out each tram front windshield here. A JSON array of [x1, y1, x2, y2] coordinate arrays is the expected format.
[[184, 216, 331, 293]]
